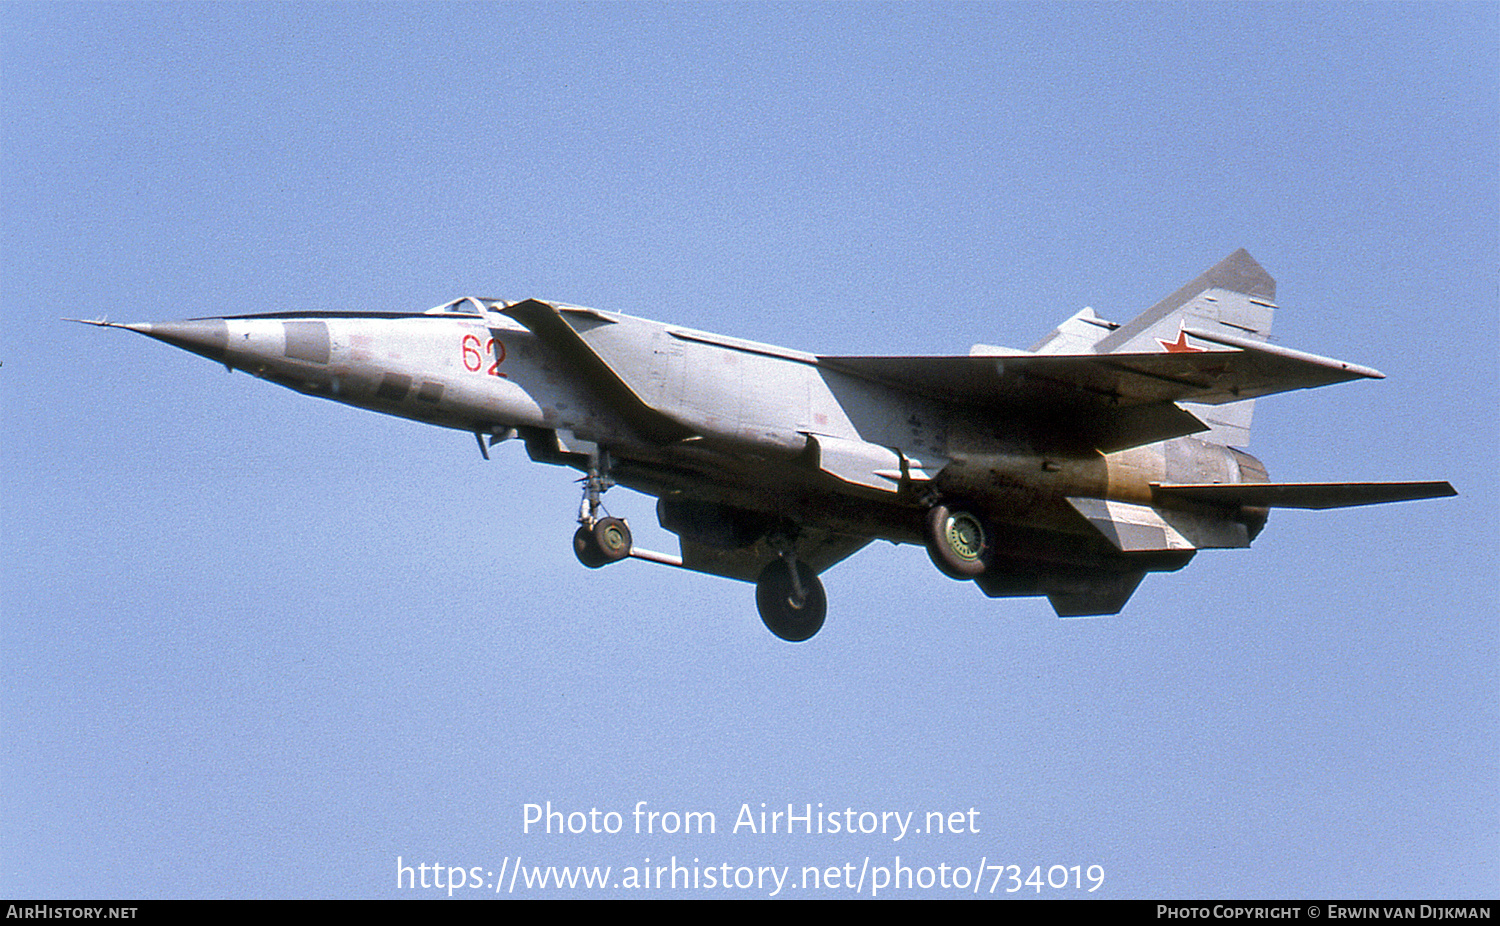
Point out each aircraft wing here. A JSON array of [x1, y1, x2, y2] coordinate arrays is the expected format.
[[818, 335, 1383, 453]]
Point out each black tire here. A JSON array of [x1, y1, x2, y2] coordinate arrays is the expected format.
[[573, 524, 609, 568], [755, 558, 827, 642], [592, 517, 632, 563], [574, 518, 632, 568], [924, 501, 990, 579]]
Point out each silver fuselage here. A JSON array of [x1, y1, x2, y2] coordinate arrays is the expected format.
[[125, 302, 1260, 572]]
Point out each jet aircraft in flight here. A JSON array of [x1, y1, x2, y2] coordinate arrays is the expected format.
[[78, 250, 1454, 640]]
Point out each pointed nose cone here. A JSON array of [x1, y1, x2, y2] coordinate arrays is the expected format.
[[121, 319, 231, 363]]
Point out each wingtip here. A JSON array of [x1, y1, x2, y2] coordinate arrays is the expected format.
[[1340, 358, 1385, 380], [1182, 327, 1385, 380]]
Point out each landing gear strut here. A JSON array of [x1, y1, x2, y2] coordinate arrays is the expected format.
[[564, 448, 827, 641], [755, 554, 826, 642], [572, 448, 633, 568]]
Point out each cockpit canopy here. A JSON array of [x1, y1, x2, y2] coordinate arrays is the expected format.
[[423, 297, 507, 316]]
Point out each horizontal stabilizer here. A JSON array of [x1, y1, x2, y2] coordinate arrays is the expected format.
[[1067, 497, 1250, 551], [1151, 481, 1457, 510]]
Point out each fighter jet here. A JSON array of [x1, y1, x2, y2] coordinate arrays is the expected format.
[[77, 250, 1454, 641]]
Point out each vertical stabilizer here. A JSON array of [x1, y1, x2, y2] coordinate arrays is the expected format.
[[1029, 306, 1120, 355], [1097, 249, 1276, 447]]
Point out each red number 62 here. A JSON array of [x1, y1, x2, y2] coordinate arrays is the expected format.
[[462, 334, 507, 377]]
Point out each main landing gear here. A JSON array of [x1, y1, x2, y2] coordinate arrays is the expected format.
[[565, 448, 828, 641], [924, 499, 992, 579], [755, 554, 826, 643]]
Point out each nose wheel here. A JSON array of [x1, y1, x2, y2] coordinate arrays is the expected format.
[[574, 517, 632, 568], [755, 556, 826, 642], [566, 447, 827, 642], [571, 448, 633, 568]]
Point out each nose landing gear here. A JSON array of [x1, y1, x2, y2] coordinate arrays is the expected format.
[[563, 446, 829, 641], [572, 448, 633, 568], [574, 517, 632, 568]]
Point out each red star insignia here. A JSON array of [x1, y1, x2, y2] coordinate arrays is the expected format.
[[1157, 329, 1205, 353]]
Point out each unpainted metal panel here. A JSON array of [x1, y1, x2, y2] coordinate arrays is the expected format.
[[1066, 496, 1250, 551], [283, 321, 330, 364]]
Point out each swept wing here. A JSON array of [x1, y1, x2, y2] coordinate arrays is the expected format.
[[817, 335, 1382, 453]]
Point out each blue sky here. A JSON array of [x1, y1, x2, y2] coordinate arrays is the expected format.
[[3, 2, 1495, 899]]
